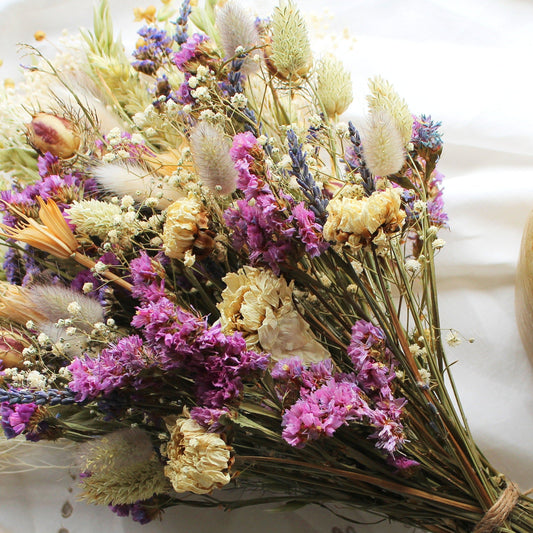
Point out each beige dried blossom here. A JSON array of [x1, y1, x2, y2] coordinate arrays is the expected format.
[[218, 266, 329, 363], [162, 196, 214, 261], [164, 417, 231, 495], [323, 188, 405, 250], [0, 282, 46, 325]]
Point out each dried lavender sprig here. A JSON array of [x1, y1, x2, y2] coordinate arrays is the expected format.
[[173, 0, 192, 46], [0, 387, 79, 406], [286, 129, 328, 221], [347, 121, 374, 195]]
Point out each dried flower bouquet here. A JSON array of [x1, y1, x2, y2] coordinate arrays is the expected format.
[[0, 1, 531, 532]]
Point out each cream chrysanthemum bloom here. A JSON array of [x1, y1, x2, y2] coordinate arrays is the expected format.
[[164, 417, 231, 495], [323, 188, 405, 249], [162, 196, 212, 261], [218, 266, 329, 363]]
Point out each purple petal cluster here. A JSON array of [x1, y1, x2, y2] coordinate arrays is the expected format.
[[281, 380, 371, 448], [427, 170, 448, 228], [190, 406, 230, 432], [68, 336, 153, 401], [292, 202, 328, 258], [224, 132, 298, 275], [110, 498, 158, 524], [411, 115, 443, 153], [348, 319, 407, 454], [132, 26, 174, 76], [129, 251, 167, 304], [173, 33, 207, 71], [0, 401, 38, 439], [131, 296, 270, 407]]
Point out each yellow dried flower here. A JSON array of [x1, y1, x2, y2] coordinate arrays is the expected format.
[[367, 76, 413, 146], [269, 0, 312, 80], [162, 196, 213, 261], [133, 5, 157, 23], [316, 55, 353, 119], [33, 31, 46, 42], [164, 417, 232, 495], [218, 266, 330, 363], [323, 188, 405, 249], [0, 197, 79, 260]]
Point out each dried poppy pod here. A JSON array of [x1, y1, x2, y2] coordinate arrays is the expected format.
[[0, 329, 30, 369], [26, 112, 81, 159]]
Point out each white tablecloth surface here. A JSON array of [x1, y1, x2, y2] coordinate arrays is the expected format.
[[0, 0, 532, 532]]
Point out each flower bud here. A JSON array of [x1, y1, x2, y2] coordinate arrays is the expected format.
[[26, 112, 81, 159], [0, 330, 29, 369]]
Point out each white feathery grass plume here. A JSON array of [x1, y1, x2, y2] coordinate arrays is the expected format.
[[367, 76, 413, 146], [270, 0, 312, 79], [190, 122, 237, 195], [316, 55, 353, 119], [361, 108, 406, 177], [91, 162, 182, 209], [216, 0, 260, 75]]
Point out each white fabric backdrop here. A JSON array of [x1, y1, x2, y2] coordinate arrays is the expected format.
[[0, 0, 532, 532]]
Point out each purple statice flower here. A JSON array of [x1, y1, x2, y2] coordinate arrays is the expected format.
[[173, 0, 192, 45], [173, 33, 207, 72], [68, 336, 153, 401], [110, 499, 158, 524], [292, 202, 328, 257], [132, 296, 269, 407], [427, 170, 448, 228], [132, 26, 174, 75], [387, 454, 420, 473], [348, 319, 407, 455], [190, 406, 230, 432], [0, 402, 38, 439], [130, 251, 167, 304], [411, 115, 443, 154], [272, 358, 334, 407], [176, 75, 195, 105], [286, 129, 329, 221], [2, 247, 23, 284], [224, 132, 297, 275], [37, 152, 61, 178], [281, 379, 371, 448]]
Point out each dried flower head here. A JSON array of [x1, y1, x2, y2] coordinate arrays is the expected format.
[[216, 0, 260, 74], [361, 109, 406, 177], [162, 196, 213, 261], [26, 112, 81, 159], [78, 428, 169, 505], [367, 76, 413, 146], [164, 416, 232, 494], [189, 122, 237, 195], [269, 0, 312, 80], [0, 197, 79, 259], [323, 188, 405, 250], [316, 55, 353, 119], [0, 328, 30, 369], [218, 266, 329, 363]]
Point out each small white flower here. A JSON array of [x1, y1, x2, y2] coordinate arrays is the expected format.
[[188, 76, 199, 89], [427, 225, 439, 237], [132, 112, 147, 128], [26, 320, 36, 330], [230, 93, 248, 109], [234, 45, 245, 55], [22, 346, 37, 357], [37, 332, 50, 346], [93, 322, 106, 332], [65, 326, 77, 336], [335, 122, 349, 136], [144, 197, 159, 208], [310, 114, 323, 128], [182, 104, 193, 114], [196, 65, 209, 80], [93, 262, 107, 274], [405, 259, 421, 276], [413, 200, 426, 213], [257, 135, 268, 146], [446, 330, 462, 347], [58, 366, 71, 378], [145, 127, 156, 137], [117, 149, 130, 158], [130, 133, 145, 145], [199, 109, 215, 121], [350, 260, 364, 275], [27, 370, 47, 389], [191, 87, 210, 102], [432, 238, 446, 250], [418, 368, 431, 385], [106, 318, 116, 327]]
